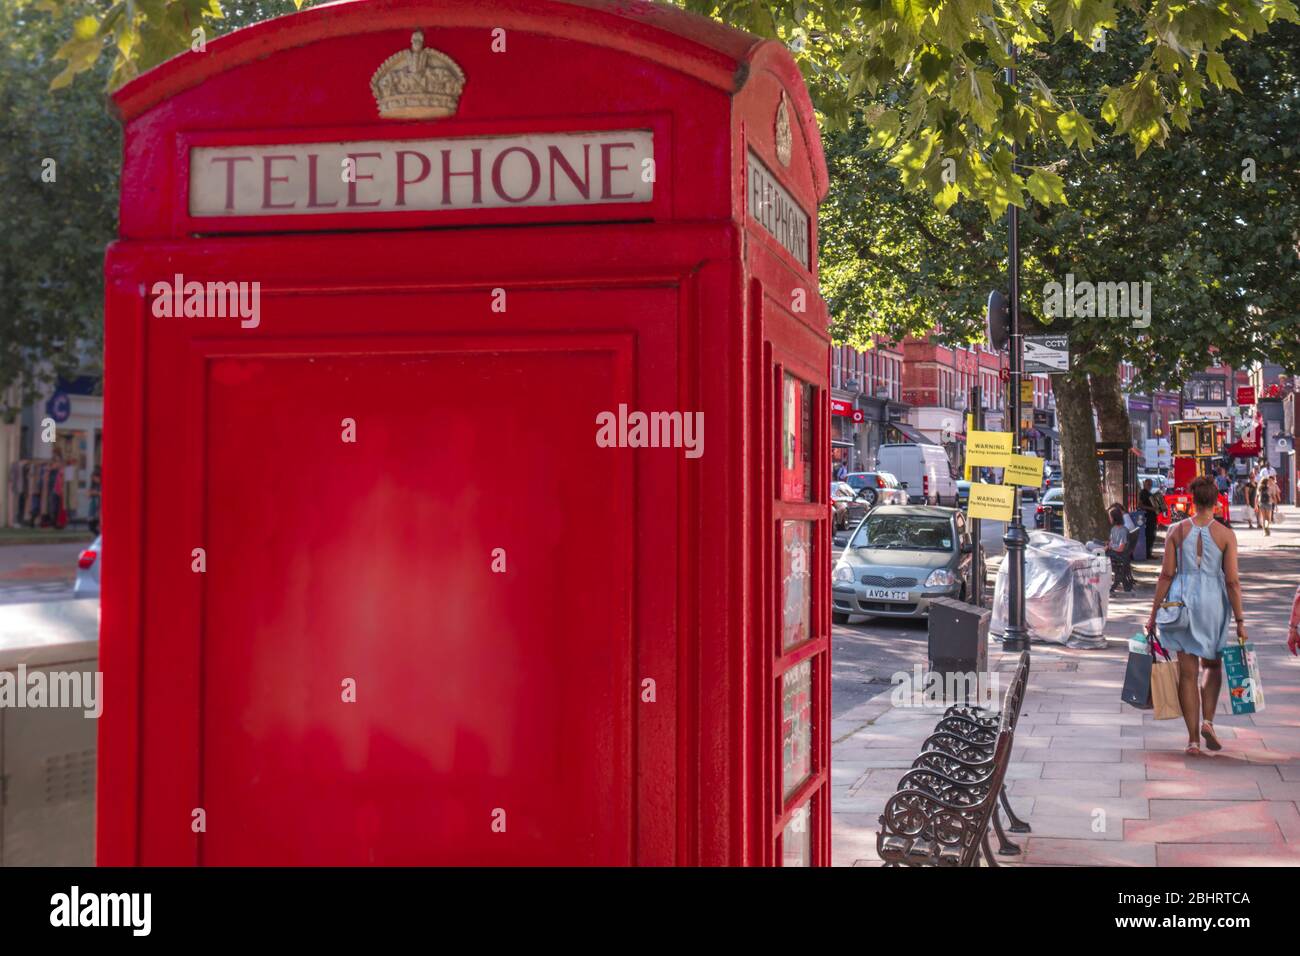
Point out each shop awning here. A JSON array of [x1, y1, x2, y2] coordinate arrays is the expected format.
[[887, 421, 937, 445]]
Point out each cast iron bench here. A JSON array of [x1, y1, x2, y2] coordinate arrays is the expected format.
[[876, 651, 1031, 867]]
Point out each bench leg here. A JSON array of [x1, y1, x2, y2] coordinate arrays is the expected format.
[[981, 832, 1000, 867], [992, 807, 1022, 856], [1000, 785, 1031, 833]]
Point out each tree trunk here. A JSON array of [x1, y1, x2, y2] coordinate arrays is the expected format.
[[1091, 368, 1132, 510], [1051, 372, 1110, 543]]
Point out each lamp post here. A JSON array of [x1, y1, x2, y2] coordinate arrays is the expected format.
[[1001, 42, 1030, 653]]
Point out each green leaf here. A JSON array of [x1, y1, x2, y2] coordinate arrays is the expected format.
[[1026, 168, 1068, 206], [868, 108, 902, 149], [1045, 0, 1078, 39], [1056, 109, 1097, 150], [1205, 51, 1242, 91]]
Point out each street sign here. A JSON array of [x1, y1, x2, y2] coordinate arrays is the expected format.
[[1020, 378, 1033, 404], [45, 391, 71, 424], [1003, 453, 1044, 487], [999, 367, 1010, 383], [1023, 334, 1070, 373], [966, 429, 1013, 467], [967, 483, 1016, 521], [1237, 386, 1256, 406]]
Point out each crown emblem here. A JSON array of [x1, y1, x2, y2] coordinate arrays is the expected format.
[[775, 91, 793, 167], [370, 30, 465, 120]]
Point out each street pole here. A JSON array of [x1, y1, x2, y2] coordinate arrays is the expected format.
[[1001, 42, 1030, 653], [969, 385, 985, 607]]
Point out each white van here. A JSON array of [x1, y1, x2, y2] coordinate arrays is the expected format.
[[877, 443, 959, 506]]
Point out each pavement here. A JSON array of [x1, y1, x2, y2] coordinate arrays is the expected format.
[[831, 506, 1300, 866]]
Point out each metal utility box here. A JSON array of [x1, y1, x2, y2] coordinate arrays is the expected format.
[[0, 601, 99, 866], [100, 0, 830, 865], [927, 597, 991, 704]]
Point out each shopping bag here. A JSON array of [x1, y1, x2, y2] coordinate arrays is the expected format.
[[1121, 633, 1154, 710], [1151, 660, 1182, 719], [1221, 639, 1266, 715]]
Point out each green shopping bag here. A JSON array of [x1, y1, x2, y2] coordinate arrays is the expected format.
[[1221, 637, 1265, 715]]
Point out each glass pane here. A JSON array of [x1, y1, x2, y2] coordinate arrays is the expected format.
[[781, 659, 813, 800], [781, 802, 812, 867], [781, 521, 812, 650], [781, 372, 814, 501]]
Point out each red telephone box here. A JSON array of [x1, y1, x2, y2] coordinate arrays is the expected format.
[[100, 0, 830, 866]]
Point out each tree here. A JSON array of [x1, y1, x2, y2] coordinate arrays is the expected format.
[[684, 0, 1295, 219], [1, 0, 308, 413], [0, 2, 119, 415], [816, 20, 1300, 538]]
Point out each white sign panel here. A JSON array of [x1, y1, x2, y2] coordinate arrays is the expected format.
[[747, 151, 810, 268], [1023, 334, 1070, 374], [190, 130, 654, 217]]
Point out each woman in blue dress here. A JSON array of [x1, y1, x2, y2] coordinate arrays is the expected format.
[[1145, 476, 1248, 755]]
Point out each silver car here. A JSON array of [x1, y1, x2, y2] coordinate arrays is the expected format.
[[832, 506, 982, 621], [74, 535, 101, 597]]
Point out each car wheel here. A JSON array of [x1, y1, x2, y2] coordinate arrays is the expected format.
[[832, 611, 850, 625], [864, 489, 878, 507]]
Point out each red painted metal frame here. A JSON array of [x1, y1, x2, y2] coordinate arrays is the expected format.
[[101, 0, 829, 866]]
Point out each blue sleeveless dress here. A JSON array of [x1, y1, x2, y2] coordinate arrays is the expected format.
[[1159, 521, 1231, 659]]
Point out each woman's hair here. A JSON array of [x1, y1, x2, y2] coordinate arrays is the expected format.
[[1110, 508, 1125, 525], [1189, 475, 1218, 509]]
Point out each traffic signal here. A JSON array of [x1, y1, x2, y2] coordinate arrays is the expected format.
[[986, 290, 1009, 351]]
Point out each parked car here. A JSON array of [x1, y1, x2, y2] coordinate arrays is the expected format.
[[74, 535, 101, 597], [1035, 487, 1065, 533], [876, 443, 959, 506], [831, 506, 984, 621], [842, 471, 908, 509], [957, 479, 971, 508], [1044, 466, 1063, 490], [830, 482, 856, 530]]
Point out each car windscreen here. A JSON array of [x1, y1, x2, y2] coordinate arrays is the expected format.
[[845, 474, 870, 490], [850, 514, 953, 551]]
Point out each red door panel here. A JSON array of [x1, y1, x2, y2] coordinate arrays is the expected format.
[[102, 230, 711, 865], [198, 341, 632, 864]]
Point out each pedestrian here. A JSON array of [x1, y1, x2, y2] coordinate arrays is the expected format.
[[1258, 471, 1275, 536], [1106, 505, 1134, 594], [88, 465, 102, 537], [1138, 478, 1159, 559], [1146, 476, 1246, 756], [1215, 465, 1231, 498], [835, 461, 848, 482], [1244, 467, 1257, 528], [1289, 583, 1300, 657]]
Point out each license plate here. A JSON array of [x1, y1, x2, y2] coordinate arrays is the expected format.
[[864, 588, 909, 601]]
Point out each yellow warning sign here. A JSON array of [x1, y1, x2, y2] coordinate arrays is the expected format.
[[1002, 453, 1045, 487], [967, 483, 1016, 521], [966, 430, 1013, 468]]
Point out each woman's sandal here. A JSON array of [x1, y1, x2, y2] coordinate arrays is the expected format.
[[1201, 722, 1223, 752], [1185, 742, 1201, 756]]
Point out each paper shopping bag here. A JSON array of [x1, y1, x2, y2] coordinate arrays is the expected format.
[[1150, 660, 1182, 719], [1221, 641, 1265, 715], [1121, 648, 1153, 710]]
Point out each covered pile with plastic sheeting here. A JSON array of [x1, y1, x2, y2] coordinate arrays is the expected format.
[[990, 531, 1111, 648]]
